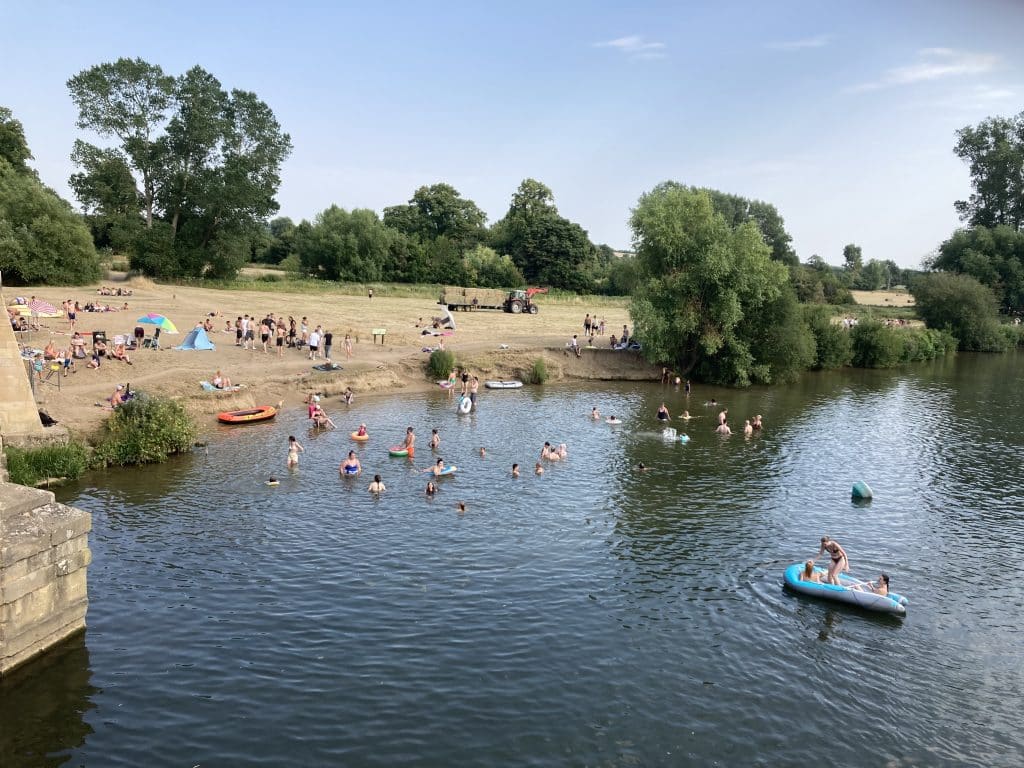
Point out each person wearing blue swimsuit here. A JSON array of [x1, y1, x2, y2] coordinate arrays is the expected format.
[[340, 450, 361, 476]]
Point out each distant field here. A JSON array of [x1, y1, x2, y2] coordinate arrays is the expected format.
[[850, 289, 916, 307]]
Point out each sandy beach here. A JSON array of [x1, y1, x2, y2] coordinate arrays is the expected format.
[[12, 279, 652, 439]]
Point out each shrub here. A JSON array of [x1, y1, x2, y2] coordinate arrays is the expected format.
[[910, 272, 1009, 352], [804, 306, 852, 369], [850, 321, 905, 368], [427, 349, 456, 379], [526, 357, 548, 384], [92, 394, 197, 467], [257, 273, 280, 283], [4, 442, 90, 486]]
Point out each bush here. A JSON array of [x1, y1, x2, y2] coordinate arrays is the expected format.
[[4, 442, 90, 486], [910, 272, 1009, 351], [92, 394, 197, 467], [257, 273, 281, 283], [850, 321, 905, 368], [526, 357, 548, 384], [427, 349, 456, 379], [804, 306, 852, 369]]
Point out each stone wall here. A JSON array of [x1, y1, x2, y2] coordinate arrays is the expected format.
[[0, 291, 46, 440], [0, 482, 91, 675]]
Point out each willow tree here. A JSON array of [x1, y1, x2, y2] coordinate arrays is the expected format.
[[629, 183, 809, 386]]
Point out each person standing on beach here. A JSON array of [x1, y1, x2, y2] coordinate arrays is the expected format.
[[344, 334, 353, 360], [276, 322, 286, 357], [308, 326, 321, 360], [322, 330, 333, 361]]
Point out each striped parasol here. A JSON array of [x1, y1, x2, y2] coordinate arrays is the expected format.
[[137, 313, 179, 333]]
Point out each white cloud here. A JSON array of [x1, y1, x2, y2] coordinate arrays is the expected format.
[[849, 48, 998, 93], [595, 35, 667, 60], [766, 34, 831, 51]]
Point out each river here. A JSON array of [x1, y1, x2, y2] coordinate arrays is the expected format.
[[2, 353, 1022, 767]]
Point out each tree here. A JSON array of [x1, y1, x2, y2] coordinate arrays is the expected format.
[[855, 259, 887, 290], [910, 272, 1009, 351], [462, 245, 523, 288], [953, 111, 1024, 231], [258, 216, 296, 264], [383, 183, 487, 249], [701, 188, 798, 265], [67, 58, 292, 279], [843, 243, 863, 272], [628, 183, 793, 385], [0, 107, 33, 173], [294, 206, 396, 282], [0, 107, 102, 285], [930, 225, 1024, 313], [492, 178, 596, 291]]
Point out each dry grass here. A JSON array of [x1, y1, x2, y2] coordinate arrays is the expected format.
[[850, 289, 915, 307]]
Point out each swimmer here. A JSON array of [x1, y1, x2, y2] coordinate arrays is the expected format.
[[356, 423, 368, 437], [287, 436, 304, 467], [705, 398, 717, 407], [425, 481, 437, 496], [456, 501, 466, 514], [535, 462, 544, 475], [743, 419, 753, 437], [657, 403, 671, 421], [606, 416, 622, 425], [266, 476, 280, 486], [636, 463, 650, 472], [340, 450, 362, 475], [557, 443, 567, 459], [430, 428, 440, 449], [679, 410, 693, 420], [718, 408, 728, 425], [426, 458, 446, 477], [715, 422, 732, 436], [753, 414, 763, 431], [540, 441, 552, 460], [368, 474, 386, 493], [512, 463, 520, 478], [591, 407, 601, 420], [479, 447, 486, 458]]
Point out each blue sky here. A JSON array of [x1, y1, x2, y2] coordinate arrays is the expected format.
[[3, 0, 1023, 268]]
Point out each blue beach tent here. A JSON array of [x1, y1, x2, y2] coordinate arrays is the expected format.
[[174, 327, 216, 351]]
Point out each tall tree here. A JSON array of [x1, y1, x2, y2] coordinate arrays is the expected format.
[[843, 243, 863, 271], [294, 206, 398, 282], [628, 183, 796, 385], [911, 272, 1008, 351], [701, 188, 798, 265], [492, 178, 596, 291], [67, 58, 291, 279], [954, 111, 1024, 231], [930, 225, 1024, 313], [0, 107, 101, 285], [382, 183, 486, 249]]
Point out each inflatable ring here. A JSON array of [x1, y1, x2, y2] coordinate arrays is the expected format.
[[458, 396, 473, 414], [350, 432, 369, 441], [388, 447, 409, 457]]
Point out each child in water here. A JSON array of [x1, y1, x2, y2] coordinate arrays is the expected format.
[[287, 436, 304, 467]]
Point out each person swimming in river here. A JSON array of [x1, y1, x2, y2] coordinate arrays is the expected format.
[[705, 398, 717, 407], [340, 450, 362, 475], [591, 407, 601, 419], [679, 410, 694, 421], [426, 458, 446, 477], [430, 429, 440, 449], [368, 474, 386, 493], [512, 463, 520, 478], [355, 423, 368, 437], [425, 481, 437, 496], [657, 403, 671, 421]]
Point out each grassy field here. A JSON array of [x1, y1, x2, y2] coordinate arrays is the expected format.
[[850, 289, 915, 307]]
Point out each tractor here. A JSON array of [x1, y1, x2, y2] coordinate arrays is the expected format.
[[504, 287, 547, 314]]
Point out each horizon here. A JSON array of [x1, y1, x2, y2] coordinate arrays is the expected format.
[[3, 0, 1023, 269]]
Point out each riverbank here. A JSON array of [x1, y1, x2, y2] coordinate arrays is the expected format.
[[16, 280, 652, 439]]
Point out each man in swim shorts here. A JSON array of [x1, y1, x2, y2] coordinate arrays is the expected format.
[[403, 426, 415, 458]]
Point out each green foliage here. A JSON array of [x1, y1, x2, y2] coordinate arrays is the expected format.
[[0, 106, 34, 173], [427, 349, 456, 379], [910, 272, 1009, 351], [790, 263, 855, 305], [526, 357, 548, 384], [850, 321, 906, 368], [700, 187, 798, 265], [461, 245, 523, 288], [628, 183, 790, 386], [492, 178, 597, 292], [953, 110, 1024, 230], [92, 394, 197, 467], [4, 442, 90, 486], [295, 206, 399, 282], [0, 158, 103, 285], [803, 306, 853, 369], [1001, 323, 1024, 347], [931, 225, 1024, 313], [383, 183, 487, 250], [67, 58, 292, 280]]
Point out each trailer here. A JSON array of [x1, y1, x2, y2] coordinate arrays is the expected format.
[[439, 286, 547, 314]]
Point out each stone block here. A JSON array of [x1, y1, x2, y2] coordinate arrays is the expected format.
[[48, 506, 92, 546], [55, 532, 90, 559], [0, 609, 87, 673], [0, 567, 87, 625], [0, 483, 55, 525]]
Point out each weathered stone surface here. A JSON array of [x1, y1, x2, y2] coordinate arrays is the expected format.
[[0, 480, 91, 676]]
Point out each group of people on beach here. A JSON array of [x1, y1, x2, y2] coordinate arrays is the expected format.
[[223, 313, 354, 362]]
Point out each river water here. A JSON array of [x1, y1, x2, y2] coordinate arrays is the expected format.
[[3, 353, 1023, 767]]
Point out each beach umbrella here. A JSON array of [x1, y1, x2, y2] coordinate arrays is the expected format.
[[137, 313, 179, 333], [27, 299, 60, 316]]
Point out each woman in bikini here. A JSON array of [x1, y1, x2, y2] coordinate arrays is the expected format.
[[817, 536, 849, 585], [287, 436, 304, 468]]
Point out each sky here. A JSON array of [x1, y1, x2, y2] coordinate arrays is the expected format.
[[3, 0, 1023, 269]]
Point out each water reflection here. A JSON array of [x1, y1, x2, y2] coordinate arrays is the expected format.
[[0, 633, 96, 768]]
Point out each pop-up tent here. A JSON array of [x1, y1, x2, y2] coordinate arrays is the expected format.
[[174, 327, 215, 350]]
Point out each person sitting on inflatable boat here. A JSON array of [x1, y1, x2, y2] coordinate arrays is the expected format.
[[799, 560, 823, 584]]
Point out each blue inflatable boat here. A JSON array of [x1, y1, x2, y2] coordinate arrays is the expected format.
[[784, 563, 908, 616]]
